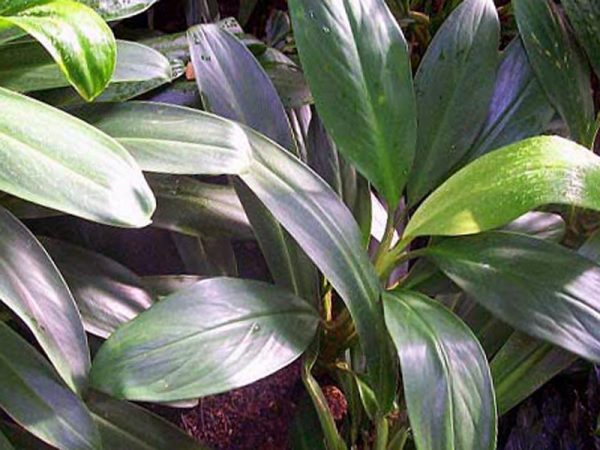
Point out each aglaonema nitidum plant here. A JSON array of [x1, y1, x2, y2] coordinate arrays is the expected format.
[[1, 0, 600, 449]]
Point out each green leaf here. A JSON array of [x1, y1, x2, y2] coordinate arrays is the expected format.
[[39, 238, 152, 339], [289, 394, 328, 450], [187, 24, 296, 153], [90, 277, 319, 401], [70, 102, 252, 176], [425, 231, 600, 362], [75, 100, 396, 411], [0, 429, 14, 450], [0, 208, 89, 392], [288, 0, 416, 205], [404, 136, 600, 238], [562, 0, 600, 79], [490, 331, 575, 415], [0, 322, 100, 450], [467, 38, 555, 160], [514, 0, 596, 147], [0, 40, 171, 95], [408, 0, 499, 204], [86, 390, 208, 450], [149, 174, 253, 240], [78, 0, 160, 21], [383, 290, 496, 450], [0, 89, 155, 227], [502, 211, 566, 243], [0, 0, 116, 100], [142, 275, 205, 298], [187, 23, 319, 303], [171, 234, 238, 277]]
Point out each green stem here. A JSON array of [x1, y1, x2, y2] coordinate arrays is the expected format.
[[387, 426, 409, 450], [373, 210, 398, 269], [374, 416, 389, 450]]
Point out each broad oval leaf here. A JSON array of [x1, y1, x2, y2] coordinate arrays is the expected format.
[[467, 39, 555, 160], [408, 0, 500, 204], [0, 208, 89, 392], [78, 0, 160, 21], [426, 231, 600, 363], [404, 136, 600, 238], [289, 0, 416, 205], [39, 238, 152, 339], [514, 0, 596, 147], [0, 0, 116, 100], [0, 88, 155, 227], [0, 322, 100, 450], [85, 391, 208, 450], [383, 290, 496, 450], [89, 278, 319, 401], [562, 0, 600, 79], [70, 102, 252, 176], [149, 174, 253, 240]]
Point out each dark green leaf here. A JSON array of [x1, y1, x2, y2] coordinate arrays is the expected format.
[[426, 231, 600, 362], [78, 0, 160, 21], [405, 136, 600, 238], [514, 0, 596, 146], [39, 238, 152, 339], [90, 278, 319, 401], [468, 38, 555, 160], [562, 0, 600, 79], [289, 394, 327, 450], [502, 211, 566, 242], [384, 290, 496, 450], [0, 89, 155, 227], [0, 208, 89, 392], [86, 390, 208, 449], [0, 429, 13, 450], [0, 322, 100, 450], [142, 275, 205, 298], [289, 0, 416, 205], [149, 174, 253, 240], [0, 0, 116, 100], [408, 0, 499, 203]]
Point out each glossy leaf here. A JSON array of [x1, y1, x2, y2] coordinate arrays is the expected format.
[[0, 208, 89, 392], [514, 0, 596, 147], [71, 102, 252, 176], [468, 39, 555, 160], [187, 23, 319, 303], [491, 332, 575, 415], [0, 89, 155, 227], [502, 211, 566, 242], [86, 391, 208, 450], [78, 0, 160, 21], [405, 136, 600, 238], [408, 0, 499, 203], [0, 322, 100, 450], [0, 0, 116, 100], [39, 238, 152, 339], [187, 24, 296, 152], [426, 231, 600, 362], [289, 0, 416, 205], [90, 278, 319, 401], [562, 0, 600, 79], [0, 40, 170, 95], [149, 174, 253, 240], [383, 290, 496, 450]]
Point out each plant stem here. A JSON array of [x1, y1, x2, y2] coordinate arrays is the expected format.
[[373, 211, 397, 269], [374, 416, 389, 450]]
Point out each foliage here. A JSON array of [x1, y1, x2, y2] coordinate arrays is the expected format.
[[0, 0, 599, 449]]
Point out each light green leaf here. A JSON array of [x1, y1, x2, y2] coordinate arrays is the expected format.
[[39, 238, 152, 339], [70, 102, 252, 176], [408, 0, 499, 204], [467, 38, 555, 160], [149, 174, 253, 240], [562, 0, 600, 79], [384, 290, 496, 450], [0, 88, 155, 227], [0, 0, 116, 100], [89, 278, 319, 401], [289, 0, 416, 205], [405, 136, 600, 238], [426, 231, 600, 363], [86, 391, 208, 449], [514, 0, 596, 147], [0, 207, 89, 392], [0, 322, 100, 450]]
